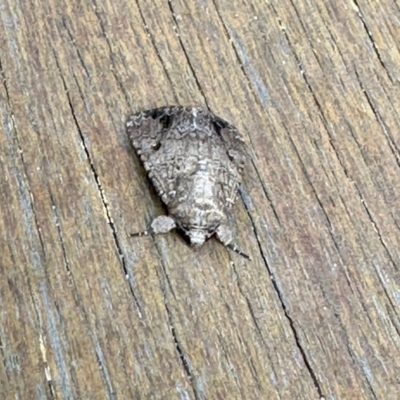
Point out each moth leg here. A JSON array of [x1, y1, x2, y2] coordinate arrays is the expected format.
[[216, 222, 250, 260], [130, 215, 176, 237]]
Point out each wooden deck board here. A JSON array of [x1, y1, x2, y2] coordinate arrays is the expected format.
[[1, 0, 399, 399]]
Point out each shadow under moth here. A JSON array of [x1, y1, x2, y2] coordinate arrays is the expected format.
[[126, 106, 250, 259]]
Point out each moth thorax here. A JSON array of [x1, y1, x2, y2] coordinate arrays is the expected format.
[[192, 169, 214, 199]]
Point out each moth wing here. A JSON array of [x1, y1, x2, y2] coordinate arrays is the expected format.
[[126, 106, 184, 160], [210, 113, 249, 173], [126, 106, 185, 205], [208, 113, 248, 206]]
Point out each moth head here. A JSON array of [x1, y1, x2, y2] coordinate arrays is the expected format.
[[187, 229, 208, 247]]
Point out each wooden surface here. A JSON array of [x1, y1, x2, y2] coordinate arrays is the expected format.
[[1, 0, 400, 399]]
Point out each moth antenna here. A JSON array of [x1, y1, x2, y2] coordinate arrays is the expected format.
[[129, 216, 176, 239], [227, 243, 251, 260], [129, 230, 150, 238]]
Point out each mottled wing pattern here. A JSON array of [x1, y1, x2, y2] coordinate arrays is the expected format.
[[210, 113, 248, 207], [211, 113, 248, 174], [126, 106, 183, 158], [126, 106, 186, 205]]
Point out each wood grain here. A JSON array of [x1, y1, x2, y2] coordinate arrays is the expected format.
[[1, 0, 399, 399]]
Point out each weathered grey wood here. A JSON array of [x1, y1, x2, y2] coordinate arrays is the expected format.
[[1, 0, 399, 399]]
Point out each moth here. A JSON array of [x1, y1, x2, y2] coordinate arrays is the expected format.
[[126, 106, 250, 259]]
